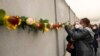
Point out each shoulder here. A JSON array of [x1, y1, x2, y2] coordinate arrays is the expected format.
[[84, 27, 95, 37], [84, 27, 93, 33]]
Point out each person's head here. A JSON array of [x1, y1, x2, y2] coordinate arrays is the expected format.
[[80, 18, 90, 28], [74, 21, 83, 29], [92, 24, 98, 30]]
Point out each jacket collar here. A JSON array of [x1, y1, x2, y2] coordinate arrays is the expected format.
[[85, 27, 95, 38]]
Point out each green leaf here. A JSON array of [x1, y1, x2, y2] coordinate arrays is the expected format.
[[0, 9, 6, 25], [0, 9, 6, 18], [20, 16, 27, 22], [0, 18, 3, 25], [44, 19, 48, 23], [19, 16, 28, 29], [39, 18, 49, 23]]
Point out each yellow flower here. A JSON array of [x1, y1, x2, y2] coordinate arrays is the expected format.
[[44, 27, 49, 32], [4, 16, 21, 30], [44, 23, 49, 32]]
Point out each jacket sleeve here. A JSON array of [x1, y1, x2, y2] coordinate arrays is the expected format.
[[65, 26, 90, 40], [71, 29, 90, 40]]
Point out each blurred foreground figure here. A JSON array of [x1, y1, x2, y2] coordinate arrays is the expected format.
[[65, 18, 94, 56]]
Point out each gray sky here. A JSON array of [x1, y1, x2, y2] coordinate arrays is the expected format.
[[65, 0, 100, 20]]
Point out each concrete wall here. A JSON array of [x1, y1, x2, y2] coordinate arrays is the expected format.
[[70, 9, 76, 25], [0, 0, 57, 56], [56, 1, 78, 56], [56, 0, 69, 56], [0, 0, 78, 56]]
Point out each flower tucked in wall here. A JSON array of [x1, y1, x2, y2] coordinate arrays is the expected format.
[[0, 9, 68, 32], [38, 19, 50, 32], [44, 23, 50, 32], [49, 23, 54, 29], [53, 23, 62, 30], [35, 23, 44, 29], [4, 16, 21, 30], [26, 18, 36, 25]]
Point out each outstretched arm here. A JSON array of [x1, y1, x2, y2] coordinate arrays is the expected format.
[[65, 25, 90, 40]]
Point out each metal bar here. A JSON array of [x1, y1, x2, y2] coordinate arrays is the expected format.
[[54, 0, 59, 56], [68, 6, 71, 25]]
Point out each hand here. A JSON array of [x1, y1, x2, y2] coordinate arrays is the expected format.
[[65, 25, 68, 29], [71, 38, 75, 41]]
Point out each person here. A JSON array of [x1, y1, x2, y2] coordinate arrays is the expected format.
[[66, 24, 76, 56], [66, 32, 76, 56], [99, 24, 100, 36], [66, 22, 84, 56], [92, 24, 99, 56], [65, 18, 94, 56]]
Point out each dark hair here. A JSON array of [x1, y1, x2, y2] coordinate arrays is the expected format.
[[94, 24, 98, 27], [99, 23, 100, 28], [81, 18, 90, 27]]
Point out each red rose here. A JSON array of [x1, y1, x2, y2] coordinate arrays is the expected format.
[[8, 16, 19, 25]]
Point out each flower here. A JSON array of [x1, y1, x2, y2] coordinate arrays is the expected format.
[[53, 23, 62, 30], [36, 23, 44, 29], [44, 23, 50, 32], [4, 16, 21, 30], [26, 18, 36, 25], [49, 23, 53, 29], [44, 27, 49, 32], [58, 23, 62, 27]]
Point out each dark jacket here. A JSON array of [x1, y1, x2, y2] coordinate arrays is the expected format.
[[65, 26, 93, 56], [66, 29, 82, 56], [93, 28, 99, 48]]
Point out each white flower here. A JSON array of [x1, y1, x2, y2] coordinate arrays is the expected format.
[[49, 23, 53, 28], [26, 18, 36, 25]]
